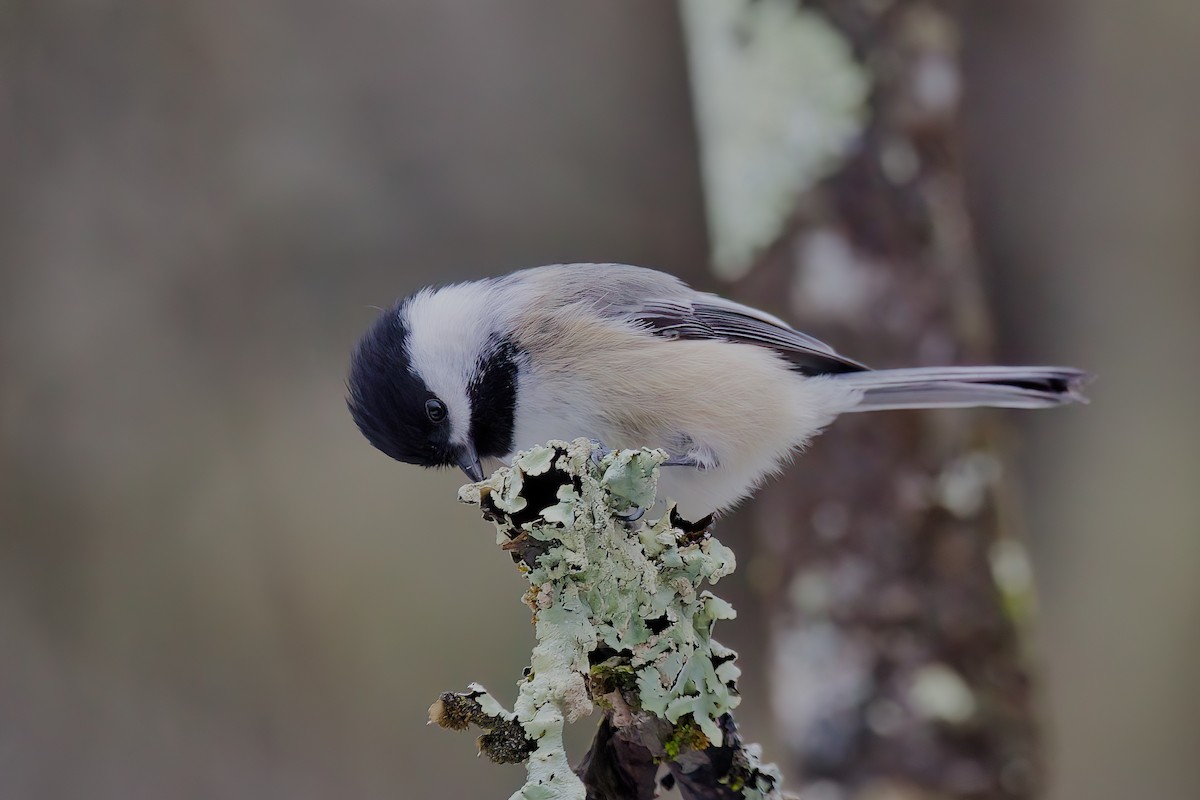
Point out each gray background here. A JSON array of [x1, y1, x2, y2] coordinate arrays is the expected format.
[[1, 1, 1196, 798]]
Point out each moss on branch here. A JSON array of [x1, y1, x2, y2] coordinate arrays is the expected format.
[[428, 684, 537, 764]]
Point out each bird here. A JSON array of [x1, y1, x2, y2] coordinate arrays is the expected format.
[[347, 263, 1087, 519]]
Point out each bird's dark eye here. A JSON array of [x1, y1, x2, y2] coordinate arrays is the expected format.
[[425, 398, 447, 423]]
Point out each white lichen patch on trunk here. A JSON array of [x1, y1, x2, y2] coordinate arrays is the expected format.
[[679, 0, 868, 278], [457, 439, 759, 799]]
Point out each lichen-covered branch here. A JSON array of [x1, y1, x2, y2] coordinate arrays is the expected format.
[[438, 439, 784, 800]]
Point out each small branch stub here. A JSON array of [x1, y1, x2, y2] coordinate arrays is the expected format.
[[438, 438, 784, 800], [428, 683, 536, 764]]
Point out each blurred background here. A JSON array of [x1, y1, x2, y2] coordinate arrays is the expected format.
[[1, 1, 1196, 799]]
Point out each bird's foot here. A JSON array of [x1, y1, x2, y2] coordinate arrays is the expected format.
[[586, 439, 612, 469], [586, 441, 650, 526], [616, 505, 647, 527], [661, 445, 720, 472]]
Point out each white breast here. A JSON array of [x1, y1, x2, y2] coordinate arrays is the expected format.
[[505, 306, 861, 518]]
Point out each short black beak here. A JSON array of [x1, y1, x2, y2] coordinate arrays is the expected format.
[[456, 444, 485, 483]]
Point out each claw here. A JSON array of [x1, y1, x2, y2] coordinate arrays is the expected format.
[[587, 439, 612, 469], [661, 450, 719, 471], [661, 455, 694, 467], [617, 505, 646, 524]]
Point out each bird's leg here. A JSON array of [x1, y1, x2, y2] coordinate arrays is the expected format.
[[585, 439, 646, 525], [586, 438, 612, 467], [661, 444, 720, 472], [661, 454, 701, 467]]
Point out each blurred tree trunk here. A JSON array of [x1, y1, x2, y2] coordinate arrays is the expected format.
[[693, 2, 1043, 797]]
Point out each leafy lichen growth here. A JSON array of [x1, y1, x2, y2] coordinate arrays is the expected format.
[[457, 438, 758, 800], [733, 742, 786, 800]]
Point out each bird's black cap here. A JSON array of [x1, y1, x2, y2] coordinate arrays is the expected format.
[[346, 306, 455, 468]]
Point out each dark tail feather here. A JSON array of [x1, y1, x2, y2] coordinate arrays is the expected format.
[[834, 366, 1091, 411]]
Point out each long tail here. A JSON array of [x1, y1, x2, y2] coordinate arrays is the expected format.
[[832, 366, 1091, 411]]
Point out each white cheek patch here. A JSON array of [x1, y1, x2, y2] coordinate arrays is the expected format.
[[402, 285, 496, 445], [419, 373, 472, 445]]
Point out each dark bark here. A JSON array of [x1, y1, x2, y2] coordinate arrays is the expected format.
[[577, 714, 779, 800], [577, 718, 661, 800], [726, 2, 1042, 798], [666, 714, 773, 800]]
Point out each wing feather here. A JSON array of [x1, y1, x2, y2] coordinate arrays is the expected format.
[[629, 294, 867, 376], [511, 264, 867, 375]]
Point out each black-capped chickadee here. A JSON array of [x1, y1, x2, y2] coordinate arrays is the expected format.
[[347, 264, 1087, 518]]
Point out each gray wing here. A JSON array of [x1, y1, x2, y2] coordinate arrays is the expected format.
[[629, 293, 868, 376], [508, 264, 868, 375]]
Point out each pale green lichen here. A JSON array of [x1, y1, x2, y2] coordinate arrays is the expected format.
[[990, 537, 1038, 631], [457, 439, 766, 800], [908, 663, 978, 726], [737, 745, 786, 800], [470, 681, 517, 722], [679, 0, 869, 277]]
